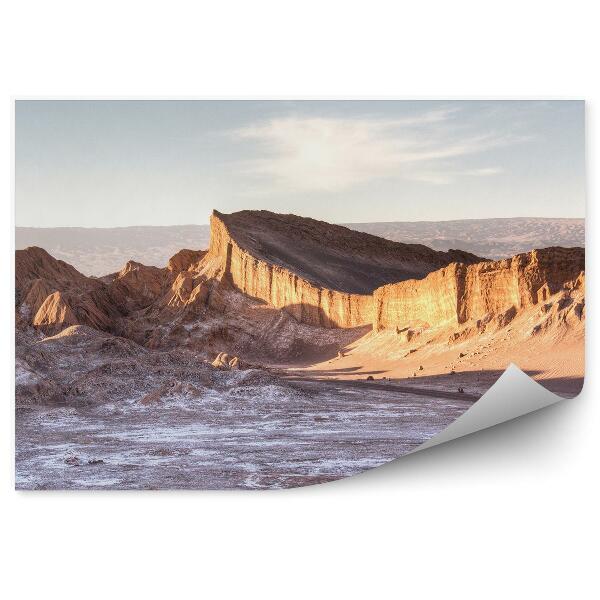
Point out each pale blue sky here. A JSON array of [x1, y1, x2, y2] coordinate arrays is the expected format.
[[15, 100, 585, 227]]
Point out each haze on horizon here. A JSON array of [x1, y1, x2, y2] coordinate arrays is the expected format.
[[15, 100, 585, 228]]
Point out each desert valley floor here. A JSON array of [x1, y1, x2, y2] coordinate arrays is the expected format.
[[16, 373, 474, 490], [15, 211, 585, 489]]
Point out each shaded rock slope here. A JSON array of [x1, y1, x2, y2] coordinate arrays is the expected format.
[[210, 210, 481, 293]]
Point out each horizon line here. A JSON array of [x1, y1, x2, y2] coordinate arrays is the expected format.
[[15, 214, 586, 230]]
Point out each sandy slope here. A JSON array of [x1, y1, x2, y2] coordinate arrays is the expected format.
[[288, 282, 585, 399]]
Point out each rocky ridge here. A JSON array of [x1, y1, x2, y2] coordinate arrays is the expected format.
[[200, 210, 481, 328], [15, 210, 585, 374], [373, 247, 585, 331]]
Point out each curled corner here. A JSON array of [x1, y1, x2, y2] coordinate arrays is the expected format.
[[413, 364, 563, 453]]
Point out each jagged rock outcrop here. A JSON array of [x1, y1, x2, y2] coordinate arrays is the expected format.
[[109, 260, 169, 310], [16, 247, 122, 333], [161, 272, 210, 311], [32, 291, 79, 332], [20, 278, 53, 319], [201, 210, 482, 328], [16, 246, 210, 335], [15, 246, 87, 289], [373, 247, 585, 331], [167, 249, 206, 272]]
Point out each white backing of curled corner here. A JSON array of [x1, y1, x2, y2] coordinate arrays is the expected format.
[[414, 364, 563, 452]]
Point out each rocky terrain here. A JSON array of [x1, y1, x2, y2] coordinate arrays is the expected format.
[[373, 247, 584, 330], [15, 209, 585, 489], [304, 271, 585, 399], [200, 210, 481, 328], [16, 217, 584, 276], [16, 324, 473, 489]]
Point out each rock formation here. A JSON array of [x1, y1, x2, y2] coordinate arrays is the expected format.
[[211, 352, 242, 370], [197, 211, 584, 334], [15, 246, 86, 289], [32, 291, 79, 332], [14, 210, 587, 408], [167, 249, 206, 273], [201, 210, 481, 328], [109, 260, 169, 310], [16, 214, 585, 347], [16, 247, 122, 333], [15, 245, 210, 335], [373, 247, 585, 331]]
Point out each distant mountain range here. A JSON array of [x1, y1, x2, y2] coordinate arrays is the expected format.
[[16, 225, 210, 277], [16, 217, 584, 277], [348, 217, 584, 260]]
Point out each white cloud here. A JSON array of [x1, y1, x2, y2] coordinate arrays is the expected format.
[[232, 111, 518, 192], [409, 166, 506, 185]]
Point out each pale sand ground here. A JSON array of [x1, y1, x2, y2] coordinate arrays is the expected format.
[[284, 292, 585, 399]]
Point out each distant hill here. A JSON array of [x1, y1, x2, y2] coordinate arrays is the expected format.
[[16, 217, 584, 277], [345, 217, 584, 259], [16, 225, 211, 277]]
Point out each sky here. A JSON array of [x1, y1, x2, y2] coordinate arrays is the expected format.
[[15, 100, 585, 227]]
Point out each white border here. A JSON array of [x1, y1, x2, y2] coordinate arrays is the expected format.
[[2, 2, 598, 598]]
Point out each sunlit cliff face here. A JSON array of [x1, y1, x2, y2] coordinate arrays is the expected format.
[[205, 211, 584, 333]]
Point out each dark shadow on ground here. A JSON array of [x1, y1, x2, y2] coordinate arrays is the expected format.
[[285, 366, 387, 377], [281, 367, 583, 401], [227, 292, 583, 399]]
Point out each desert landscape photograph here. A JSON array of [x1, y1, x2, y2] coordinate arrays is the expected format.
[[15, 100, 585, 489]]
